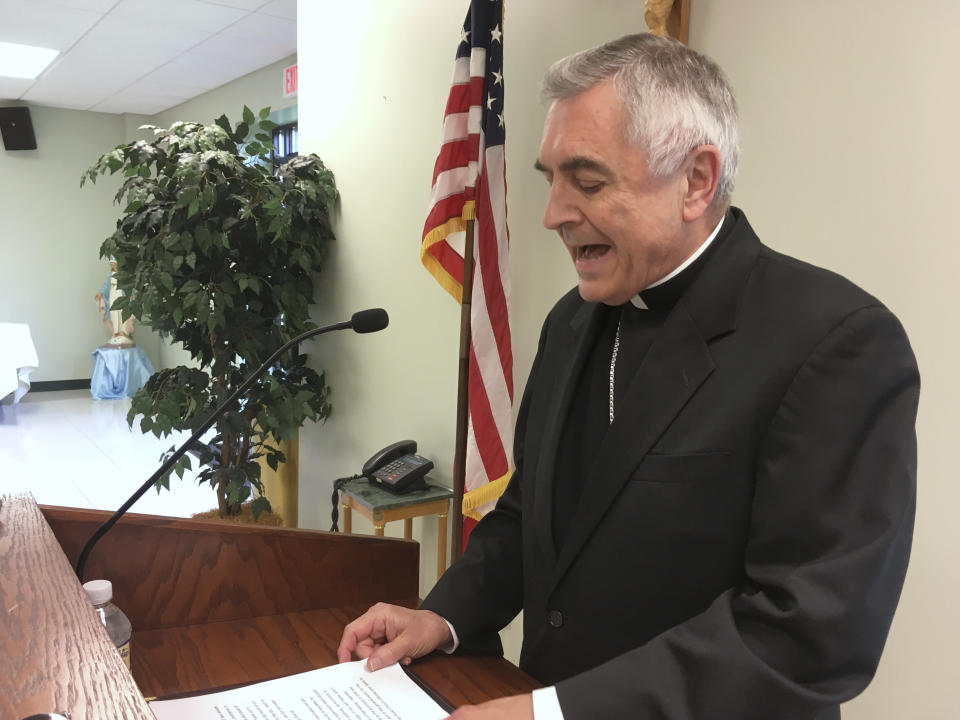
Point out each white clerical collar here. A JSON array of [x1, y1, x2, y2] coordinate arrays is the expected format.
[[630, 214, 725, 310]]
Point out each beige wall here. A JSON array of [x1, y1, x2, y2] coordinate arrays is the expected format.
[[297, 0, 956, 717], [693, 2, 959, 718], [0, 104, 162, 380]]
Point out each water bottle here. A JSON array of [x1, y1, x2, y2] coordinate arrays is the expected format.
[[83, 579, 132, 670]]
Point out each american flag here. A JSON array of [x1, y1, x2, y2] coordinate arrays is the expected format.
[[421, 0, 513, 548]]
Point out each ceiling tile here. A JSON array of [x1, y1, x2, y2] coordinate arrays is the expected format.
[[191, 34, 292, 78], [135, 63, 214, 95], [195, 0, 266, 11], [22, 39, 158, 109], [43, 0, 119, 12], [0, 76, 35, 99], [112, 0, 248, 33], [0, 0, 103, 51], [149, 45, 252, 93], [257, 0, 295, 20], [4, 0, 298, 114], [91, 89, 190, 115], [85, 15, 213, 55], [220, 12, 295, 46]]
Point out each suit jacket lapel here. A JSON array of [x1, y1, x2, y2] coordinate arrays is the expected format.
[[532, 301, 609, 567], [548, 303, 715, 592], [544, 208, 763, 593]]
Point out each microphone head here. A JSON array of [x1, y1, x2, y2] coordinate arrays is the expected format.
[[351, 308, 389, 334]]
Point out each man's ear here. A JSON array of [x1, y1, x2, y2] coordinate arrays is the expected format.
[[681, 145, 722, 222]]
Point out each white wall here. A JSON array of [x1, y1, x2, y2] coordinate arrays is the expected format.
[[297, 1, 957, 717], [0, 104, 161, 380], [295, 1, 646, 664]]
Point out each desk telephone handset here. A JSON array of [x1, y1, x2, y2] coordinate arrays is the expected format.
[[362, 440, 434, 494]]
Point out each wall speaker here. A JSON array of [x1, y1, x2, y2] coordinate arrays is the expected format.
[[0, 107, 38, 151]]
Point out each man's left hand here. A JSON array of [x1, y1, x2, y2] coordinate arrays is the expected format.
[[447, 694, 533, 719]]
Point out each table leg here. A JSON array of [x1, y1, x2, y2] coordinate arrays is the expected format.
[[437, 511, 448, 579], [403, 518, 413, 539], [373, 511, 385, 537], [342, 504, 352, 534]]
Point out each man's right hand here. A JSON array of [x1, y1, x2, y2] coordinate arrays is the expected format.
[[337, 603, 453, 671]]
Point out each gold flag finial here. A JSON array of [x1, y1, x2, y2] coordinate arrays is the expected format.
[[645, 0, 676, 38]]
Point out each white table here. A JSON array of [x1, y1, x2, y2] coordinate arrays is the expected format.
[[0, 323, 39, 403]]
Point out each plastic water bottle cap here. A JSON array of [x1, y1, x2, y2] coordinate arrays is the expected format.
[[82, 579, 113, 605]]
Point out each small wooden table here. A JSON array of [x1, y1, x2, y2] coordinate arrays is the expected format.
[[340, 478, 454, 580]]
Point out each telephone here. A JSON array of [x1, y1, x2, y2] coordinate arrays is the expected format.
[[362, 440, 434, 494]]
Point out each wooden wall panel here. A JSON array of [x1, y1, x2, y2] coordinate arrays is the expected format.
[[43, 505, 420, 631]]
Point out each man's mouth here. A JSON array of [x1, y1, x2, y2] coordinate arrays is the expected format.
[[575, 244, 611, 261]]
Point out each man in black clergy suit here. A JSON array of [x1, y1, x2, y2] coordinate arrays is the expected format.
[[337, 33, 919, 720]]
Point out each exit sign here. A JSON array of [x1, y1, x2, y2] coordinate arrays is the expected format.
[[283, 63, 298, 98]]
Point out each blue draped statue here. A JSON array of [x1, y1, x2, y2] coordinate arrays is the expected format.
[[91, 260, 154, 399]]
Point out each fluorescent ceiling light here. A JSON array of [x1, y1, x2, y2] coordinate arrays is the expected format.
[[0, 41, 59, 79]]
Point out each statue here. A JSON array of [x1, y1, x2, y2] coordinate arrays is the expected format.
[[94, 259, 136, 347], [90, 259, 153, 399]]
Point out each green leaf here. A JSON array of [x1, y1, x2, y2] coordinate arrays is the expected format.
[[202, 184, 215, 212], [105, 149, 124, 173], [243, 105, 255, 126], [185, 251, 197, 269], [250, 496, 271, 519], [214, 114, 233, 135], [188, 198, 199, 217], [258, 107, 271, 120], [194, 226, 211, 252]]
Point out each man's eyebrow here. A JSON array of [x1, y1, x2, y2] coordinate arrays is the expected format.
[[533, 156, 612, 175]]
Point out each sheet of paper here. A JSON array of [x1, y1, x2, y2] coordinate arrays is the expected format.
[[148, 660, 448, 720]]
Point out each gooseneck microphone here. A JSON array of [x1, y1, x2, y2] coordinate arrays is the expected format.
[[74, 308, 389, 581]]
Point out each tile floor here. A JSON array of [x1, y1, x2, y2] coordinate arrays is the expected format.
[[0, 389, 219, 516]]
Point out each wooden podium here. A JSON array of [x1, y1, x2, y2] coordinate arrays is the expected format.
[[0, 493, 538, 719]]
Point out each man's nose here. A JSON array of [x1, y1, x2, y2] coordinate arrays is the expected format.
[[542, 183, 580, 230]]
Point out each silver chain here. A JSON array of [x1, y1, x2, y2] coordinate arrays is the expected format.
[[609, 318, 621, 424]]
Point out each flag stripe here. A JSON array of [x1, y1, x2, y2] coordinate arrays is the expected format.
[[421, 0, 512, 546], [432, 136, 481, 184], [475, 145, 513, 398]]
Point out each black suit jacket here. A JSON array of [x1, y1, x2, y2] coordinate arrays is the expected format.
[[421, 209, 919, 719]]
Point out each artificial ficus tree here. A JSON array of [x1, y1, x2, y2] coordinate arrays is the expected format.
[[83, 107, 337, 518]]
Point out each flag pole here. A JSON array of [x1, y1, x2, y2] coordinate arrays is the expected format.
[[451, 218, 476, 563]]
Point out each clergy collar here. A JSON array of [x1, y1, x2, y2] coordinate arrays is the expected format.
[[630, 212, 728, 312]]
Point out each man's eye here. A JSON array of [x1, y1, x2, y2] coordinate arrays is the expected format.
[[578, 182, 603, 194]]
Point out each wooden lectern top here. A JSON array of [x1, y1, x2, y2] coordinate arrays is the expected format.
[[0, 494, 538, 719], [0, 493, 153, 720]]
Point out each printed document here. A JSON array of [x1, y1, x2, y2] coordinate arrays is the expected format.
[[149, 660, 448, 720]]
